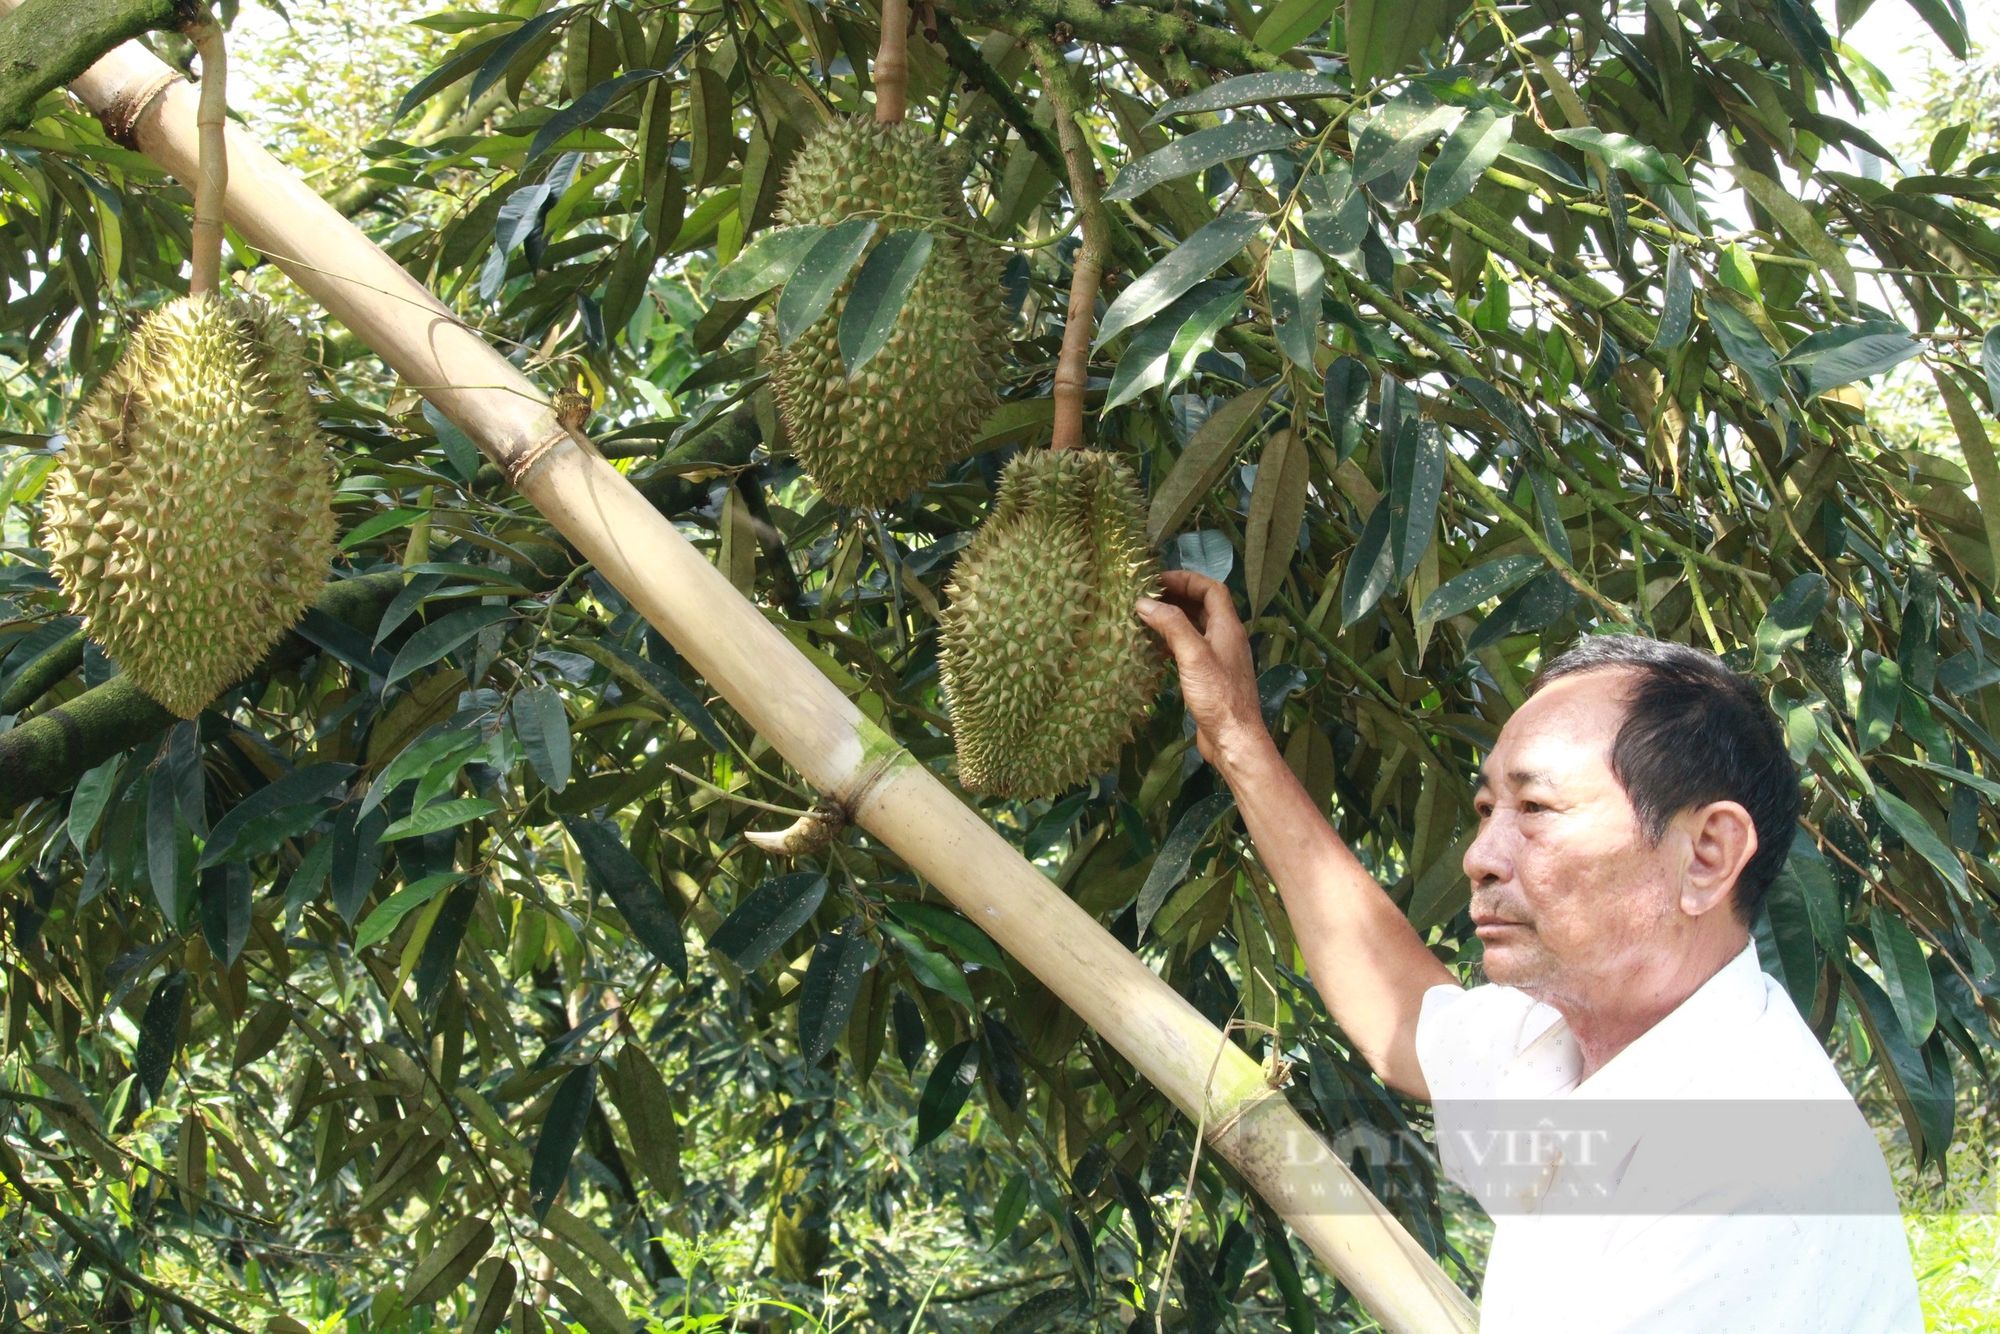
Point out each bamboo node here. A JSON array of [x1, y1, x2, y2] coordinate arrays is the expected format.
[[500, 420, 572, 489], [99, 70, 184, 147]]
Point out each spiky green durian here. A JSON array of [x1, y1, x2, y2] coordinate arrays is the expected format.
[[940, 450, 1162, 798], [45, 293, 337, 718], [762, 117, 1007, 508]]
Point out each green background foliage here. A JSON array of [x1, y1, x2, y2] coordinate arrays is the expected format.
[[1, 0, 1997, 1330]]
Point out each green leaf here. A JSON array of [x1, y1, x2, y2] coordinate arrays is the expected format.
[[377, 798, 499, 843], [1145, 70, 1342, 125], [1857, 651, 1901, 753], [1146, 382, 1276, 544], [1351, 88, 1459, 189], [1104, 121, 1297, 204], [1300, 164, 1370, 254], [1323, 356, 1370, 462], [798, 919, 872, 1065], [341, 507, 429, 550], [529, 1064, 596, 1221], [1901, 0, 1969, 59], [707, 224, 823, 300], [1496, 142, 1584, 187], [1388, 419, 1446, 580], [1757, 871, 1820, 1017], [1465, 569, 1577, 652], [913, 1040, 980, 1147], [887, 902, 1008, 973], [354, 873, 469, 950], [1163, 284, 1249, 388], [1706, 296, 1787, 405], [580, 640, 731, 753], [1339, 500, 1396, 627], [560, 815, 688, 978], [135, 971, 188, 1102], [1648, 245, 1694, 353], [513, 686, 572, 793], [1844, 963, 1949, 1166], [1137, 793, 1236, 937], [1871, 909, 1937, 1047], [363, 728, 482, 819], [1420, 108, 1512, 218], [1779, 321, 1919, 396], [1418, 555, 1543, 622], [466, 5, 578, 103], [387, 606, 515, 684], [1549, 128, 1686, 183], [710, 871, 828, 971], [1097, 212, 1263, 348], [394, 26, 515, 121], [68, 756, 122, 855], [1983, 324, 2000, 414], [1254, 0, 1340, 53], [1103, 282, 1239, 411], [527, 69, 664, 164], [775, 218, 876, 347], [838, 230, 933, 375], [1777, 835, 1845, 952], [1752, 573, 1828, 674], [1726, 162, 1855, 300], [1266, 247, 1324, 369], [1873, 786, 1965, 893], [882, 921, 976, 1007], [200, 763, 356, 868]]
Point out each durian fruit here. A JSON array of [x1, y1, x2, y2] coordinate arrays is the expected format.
[[45, 294, 337, 718], [761, 117, 1008, 508], [940, 450, 1162, 798]]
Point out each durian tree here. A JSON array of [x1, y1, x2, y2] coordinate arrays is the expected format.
[[1, 0, 1999, 1331]]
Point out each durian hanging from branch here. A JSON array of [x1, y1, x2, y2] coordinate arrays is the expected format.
[[723, 0, 1007, 510], [939, 36, 1162, 800], [43, 11, 336, 720]]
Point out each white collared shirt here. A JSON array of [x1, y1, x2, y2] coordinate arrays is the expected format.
[[1415, 943, 1922, 1333]]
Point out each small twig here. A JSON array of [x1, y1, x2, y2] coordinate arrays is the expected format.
[[1029, 36, 1108, 452]]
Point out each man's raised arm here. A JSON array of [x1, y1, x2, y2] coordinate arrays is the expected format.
[[1137, 570, 1456, 1097]]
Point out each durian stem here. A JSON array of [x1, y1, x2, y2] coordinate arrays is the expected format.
[[186, 11, 226, 296], [873, 0, 911, 125], [1030, 37, 1107, 453]]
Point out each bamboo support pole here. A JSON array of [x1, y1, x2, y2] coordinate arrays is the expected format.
[[33, 21, 1476, 1333]]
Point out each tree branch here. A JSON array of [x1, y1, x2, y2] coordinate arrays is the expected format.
[[1031, 36, 1109, 452], [0, 573, 401, 812], [0, 0, 197, 132], [935, 0, 1283, 79]]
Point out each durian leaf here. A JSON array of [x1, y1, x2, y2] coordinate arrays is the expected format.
[[1300, 163, 1371, 255], [1137, 793, 1237, 938], [914, 1040, 980, 1147], [1387, 419, 1446, 580], [1648, 245, 1694, 353], [708, 224, 824, 300], [197, 863, 252, 967], [1323, 356, 1370, 463], [573, 639, 731, 753], [200, 763, 356, 869], [1857, 652, 1901, 753], [1419, 107, 1512, 219], [527, 69, 665, 166], [393, 24, 517, 121], [375, 573, 446, 647], [1416, 555, 1542, 623], [882, 922, 976, 1008], [559, 814, 688, 978], [1097, 212, 1264, 349], [354, 872, 469, 950], [1144, 70, 1343, 126], [1871, 908, 1937, 1047], [466, 6, 581, 103], [1104, 121, 1298, 204], [387, 606, 516, 684], [1873, 786, 1966, 894], [776, 218, 877, 347], [1777, 320, 1919, 396], [331, 803, 389, 924], [1339, 501, 1396, 627], [378, 798, 500, 843], [1147, 383, 1277, 545], [886, 902, 1008, 974], [529, 1064, 597, 1221], [1464, 569, 1578, 651], [342, 507, 430, 551], [599, 1044, 681, 1201], [1755, 875, 1820, 1017], [513, 685, 572, 792], [1254, 0, 1341, 53], [1266, 247, 1324, 369], [134, 971, 188, 1103], [1550, 128, 1687, 185], [838, 230, 933, 376], [798, 919, 872, 1065], [1351, 88, 1460, 190], [1245, 430, 1310, 615], [1753, 572, 1829, 673], [362, 728, 483, 819], [1844, 963, 1949, 1168], [709, 871, 828, 971], [1171, 530, 1235, 583], [1163, 285, 1250, 391], [1103, 282, 1238, 412], [422, 402, 485, 483], [67, 756, 121, 855]]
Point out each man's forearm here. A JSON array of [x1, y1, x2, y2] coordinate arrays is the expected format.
[[1211, 724, 1456, 1096]]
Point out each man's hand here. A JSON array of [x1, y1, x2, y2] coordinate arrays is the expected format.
[[1136, 570, 1267, 768]]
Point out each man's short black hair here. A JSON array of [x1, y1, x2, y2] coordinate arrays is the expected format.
[[1529, 634, 1800, 923]]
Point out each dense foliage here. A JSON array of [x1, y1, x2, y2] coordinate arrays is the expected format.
[[2, 0, 1998, 1330]]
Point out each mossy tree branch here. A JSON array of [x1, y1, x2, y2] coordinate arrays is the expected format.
[[0, 0, 199, 131], [935, 0, 1283, 79], [0, 573, 401, 812]]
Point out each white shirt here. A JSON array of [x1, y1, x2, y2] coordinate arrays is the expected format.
[[1415, 943, 1922, 1333]]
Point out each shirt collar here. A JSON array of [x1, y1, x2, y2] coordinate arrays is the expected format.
[[1570, 940, 1766, 1099]]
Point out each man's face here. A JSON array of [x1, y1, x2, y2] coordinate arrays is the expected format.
[[1463, 668, 1683, 1000]]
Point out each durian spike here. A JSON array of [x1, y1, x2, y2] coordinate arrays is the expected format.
[[873, 0, 910, 124], [186, 12, 227, 297], [1030, 36, 1109, 453]]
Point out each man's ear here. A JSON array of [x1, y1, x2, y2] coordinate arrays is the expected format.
[[1678, 801, 1758, 918]]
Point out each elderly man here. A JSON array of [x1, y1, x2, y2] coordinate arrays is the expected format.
[[1137, 571, 1921, 1333]]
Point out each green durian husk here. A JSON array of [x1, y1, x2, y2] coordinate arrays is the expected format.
[[762, 117, 1008, 509], [45, 293, 338, 719], [941, 450, 1163, 798]]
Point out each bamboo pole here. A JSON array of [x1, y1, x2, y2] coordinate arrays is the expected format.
[[33, 20, 1476, 1333]]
